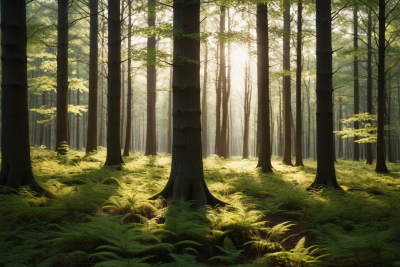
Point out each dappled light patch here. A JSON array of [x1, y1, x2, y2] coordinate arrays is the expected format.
[[1, 150, 400, 266]]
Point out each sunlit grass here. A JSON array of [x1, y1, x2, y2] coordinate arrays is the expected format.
[[0, 148, 400, 266]]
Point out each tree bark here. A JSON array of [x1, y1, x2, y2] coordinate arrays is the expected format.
[[353, 6, 360, 161], [76, 88, 80, 150], [375, 0, 389, 172], [202, 42, 208, 158], [124, 0, 133, 157], [86, 0, 98, 153], [145, 0, 157, 156], [282, 0, 293, 166], [258, 3, 272, 172], [295, 0, 304, 166], [215, 43, 221, 156], [0, 0, 47, 194], [309, 0, 341, 189], [168, 59, 172, 154], [150, 0, 224, 207], [220, 7, 228, 158], [104, 0, 124, 166], [56, 0, 69, 153], [365, 8, 373, 165]]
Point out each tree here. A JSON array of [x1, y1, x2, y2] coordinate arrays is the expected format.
[[309, 0, 341, 189], [86, 0, 98, 154], [282, 0, 293, 166], [375, 0, 389, 172], [258, 2, 273, 173], [56, 0, 69, 153], [104, 0, 124, 166], [0, 0, 47, 194], [123, 0, 133, 157], [353, 5, 360, 161], [243, 49, 252, 159], [295, 0, 304, 166], [366, 8, 373, 165], [150, 0, 224, 207], [220, 7, 228, 158], [145, 0, 157, 156], [202, 41, 208, 158]]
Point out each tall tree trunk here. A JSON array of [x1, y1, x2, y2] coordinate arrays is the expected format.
[[168, 43, 173, 154], [243, 55, 251, 159], [366, 9, 373, 164], [202, 42, 208, 158], [56, 0, 69, 153], [215, 43, 221, 156], [124, 0, 133, 157], [387, 79, 393, 162], [375, 0, 389, 172], [99, 20, 105, 148], [258, 3, 273, 172], [295, 0, 304, 166], [150, 0, 223, 207], [86, 0, 98, 153], [76, 89, 80, 150], [282, 0, 293, 166], [309, 0, 341, 189], [220, 7, 228, 158], [104, 0, 124, 166], [353, 6, 360, 161], [0, 0, 47, 194], [121, 64, 125, 148], [38, 93, 47, 146], [338, 97, 343, 158], [145, 0, 157, 156]]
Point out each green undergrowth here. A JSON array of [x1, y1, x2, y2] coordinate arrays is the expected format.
[[1, 148, 400, 266]]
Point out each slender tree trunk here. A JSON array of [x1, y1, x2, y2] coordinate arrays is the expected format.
[[220, 7, 228, 158], [258, 3, 272, 172], [150, 0, 223, 207], [202, 42, 208, 158], [104, 0, 124, 166], [375, 0, 389, 172], [387, 79, 393, 162], [295, 0, 304, 166], [366, 8, 372, 165], [76, 89, 80, 150], [56, 0, 69, 153], [338, 97, 343, 158], [86, 0, 98, 153], [168, 43, 173, 154], [0, 0, 47, 194], [38, 93, 47, 146], [145, 0, 157, 156], [282, 0, 293, 165], [121, 64, 125, 148], [309, 0, 341, 189], [124, 0, 133, 157], [353, 6, 360, 161], [215, 43, 221, 156]]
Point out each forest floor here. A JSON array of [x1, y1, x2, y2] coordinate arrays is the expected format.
[[1, 148, 400, 267]]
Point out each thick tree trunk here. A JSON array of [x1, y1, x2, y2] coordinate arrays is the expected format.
[[282, 0, 293, 166], [258, 3, 272, 172], [353, 6, 360, 161], [220, 7, 228, 158], [375, 0, 389, 172], [86, 0, 98, 153], [104, 0, 124, 166], [123, 0, 133, 157], [202, 42, 208, 158], [150, 0, 224, 207], [309, 0, 341, 189], [145, 0, 157, 156], [0, 0, 47, 194], [295, 0, 304, 166], [56, 0, 69, 153]]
